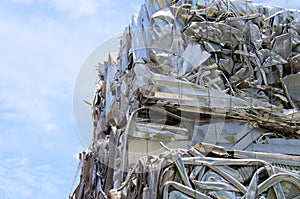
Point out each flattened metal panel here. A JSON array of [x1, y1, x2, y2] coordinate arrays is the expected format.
[[230, 129, 263, 150], [245, 143, 300, 155]]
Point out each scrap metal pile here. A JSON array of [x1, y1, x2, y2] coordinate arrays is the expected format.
[[70, 0, 300, 198]]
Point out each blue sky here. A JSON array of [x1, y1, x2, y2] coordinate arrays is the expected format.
[[0, 0, 142, 198], [0, 0, 299, 198]]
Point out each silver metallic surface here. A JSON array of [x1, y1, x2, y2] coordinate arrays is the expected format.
[[70, 0, 300, 198]]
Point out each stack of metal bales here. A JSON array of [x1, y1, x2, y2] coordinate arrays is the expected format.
[[70, 0, 300, 198]]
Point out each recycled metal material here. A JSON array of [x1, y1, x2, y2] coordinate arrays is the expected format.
[[70, 0, 300, 198]]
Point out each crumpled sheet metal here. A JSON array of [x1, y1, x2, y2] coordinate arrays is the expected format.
[[113, 144, 300, 199], [116, 0, 300, 118], [71, 0, 300, 199]]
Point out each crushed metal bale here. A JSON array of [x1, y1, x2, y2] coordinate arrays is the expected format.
[[70, 0, 300, 198]]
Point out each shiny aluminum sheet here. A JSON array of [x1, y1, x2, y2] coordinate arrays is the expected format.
[[70, 0, 300, 198]]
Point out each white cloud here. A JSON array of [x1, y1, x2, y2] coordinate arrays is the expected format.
[[4, 157, 29, 167], [0, 7, 75, 132], [9, 0, 112, 16], [0, 7, 84, 197], [50, 0, 111, 16], [44, 122, 57, 133], [41, 180, 58, 195], [0, 157, 63, 198], [0, 0, 148, 199]]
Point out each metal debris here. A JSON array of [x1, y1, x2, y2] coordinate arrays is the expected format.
[[70, 0, 300, 198]]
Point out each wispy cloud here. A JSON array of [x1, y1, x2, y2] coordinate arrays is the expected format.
[[9, 0, 113, 17], [0, 157, 63, 198], [0, 4, 83, 197], [50, 0, 107, 16]]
